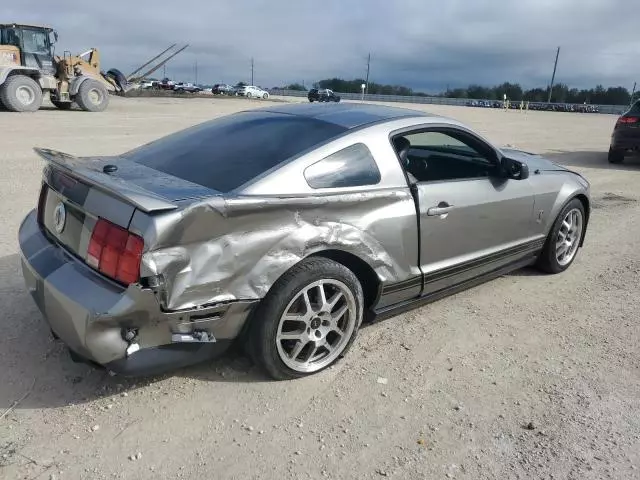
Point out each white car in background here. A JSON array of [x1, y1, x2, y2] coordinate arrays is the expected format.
[[238, 85, 270, 99]]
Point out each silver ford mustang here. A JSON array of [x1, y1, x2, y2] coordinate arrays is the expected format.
[[19, 103, 590, 379]]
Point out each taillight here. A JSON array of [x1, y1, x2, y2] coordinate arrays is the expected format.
[[86, 218, 144, 285], [617, 116, 639, 125]]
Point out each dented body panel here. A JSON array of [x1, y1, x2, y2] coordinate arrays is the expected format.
[[136, 189, 421, 311]]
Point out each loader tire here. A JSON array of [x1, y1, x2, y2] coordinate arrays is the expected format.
[[75, 80, 109, 112], [106, 69, 128, 91], [0, 75, 43, 112]]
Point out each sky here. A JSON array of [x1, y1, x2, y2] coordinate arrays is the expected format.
[[6, 0, 640, 92]]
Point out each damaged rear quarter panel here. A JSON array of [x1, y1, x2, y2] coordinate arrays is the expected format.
[[131, 190, 419, 311]]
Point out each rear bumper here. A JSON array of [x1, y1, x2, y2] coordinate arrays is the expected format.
[[611, 132, 640, 151], [19, 209, 257, 376]]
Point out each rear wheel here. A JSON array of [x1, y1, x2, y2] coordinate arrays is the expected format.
[[263, 93, 268, 99], [536, 198, 585, 274], [75, 80, 109, 112], [0, 75, 43, 112], [608, 147, 624, 164], [248, 257, 363, 380]]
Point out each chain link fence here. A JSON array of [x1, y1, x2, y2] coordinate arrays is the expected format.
[[271, 89, 627, 115]]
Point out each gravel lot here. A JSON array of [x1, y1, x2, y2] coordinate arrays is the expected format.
[[1, 96, 638, 480]]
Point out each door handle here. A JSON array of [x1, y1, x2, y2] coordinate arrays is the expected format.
[[427, 202, 453, 216]]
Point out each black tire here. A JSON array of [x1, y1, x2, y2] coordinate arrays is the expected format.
[[536, 198, 586, 274], [263, 93, 268, 99], [309, 98, 315, 103], [50, 98, 72, 110], [608, 147, 624, 164], [106, 68, 127, 91], [247, 257, 364, 380], [0, 75, 43, 112], [75, 80, 109, 112]]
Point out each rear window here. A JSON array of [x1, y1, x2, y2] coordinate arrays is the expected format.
[[122, 111, 347, 192], [304, 143, 381, 189], [629, 101, 640, 115]]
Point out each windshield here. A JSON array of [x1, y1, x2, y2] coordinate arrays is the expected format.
[[122, 111, 347, 192], [21, 28, 50, 55]]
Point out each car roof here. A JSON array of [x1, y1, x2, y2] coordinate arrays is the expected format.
[[256, 102, 431, 129]]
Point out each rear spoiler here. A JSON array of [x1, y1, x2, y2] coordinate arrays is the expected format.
[[34, 148, 178, 213]]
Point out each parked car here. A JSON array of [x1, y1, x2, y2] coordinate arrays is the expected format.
[[308, 88, 341, 103], [174, 83, 202, 93], [158, 77, 175, 90], [608, 100, 640, 163], [237, 85, 269, 99], [212, 84, 233, 95], [138, 81, 158, 90], [19, 103, 590, 380]]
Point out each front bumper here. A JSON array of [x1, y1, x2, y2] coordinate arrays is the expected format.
[[19, 209, 257, 376]]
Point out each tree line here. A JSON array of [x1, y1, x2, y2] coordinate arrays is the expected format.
[[284, 78, 638, 105]]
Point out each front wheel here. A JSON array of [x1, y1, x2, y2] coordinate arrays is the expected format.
[[246, 92, 252, 98], [536, 198, 585, 274], [75, 80, 109, 112], [248, 257, 363, 380]]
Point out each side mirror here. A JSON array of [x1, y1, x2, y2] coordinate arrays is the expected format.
[[501, 157, 529, 180]]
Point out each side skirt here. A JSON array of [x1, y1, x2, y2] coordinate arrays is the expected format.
[[369, 253, 538, 324]]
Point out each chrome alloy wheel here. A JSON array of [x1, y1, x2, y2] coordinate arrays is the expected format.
[[276, 279, 357, 373], [556, 208, 583, 266]]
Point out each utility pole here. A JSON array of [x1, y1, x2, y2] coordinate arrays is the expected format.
[[631, 81, 637, 105], [195, 59, 198, 85], [365, 53, 371, 95], [251, 58, 254, 86], [163, 64, 166, 79], [547, 46, 560, 103]]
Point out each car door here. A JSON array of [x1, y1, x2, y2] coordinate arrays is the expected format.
[[395, 127, 540, 295]]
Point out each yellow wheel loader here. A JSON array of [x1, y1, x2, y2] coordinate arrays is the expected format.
[[0, 23, 128, 112]]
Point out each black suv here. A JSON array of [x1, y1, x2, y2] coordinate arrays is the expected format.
[[308, 88, 341, 103], [609, 101, 640, 163]]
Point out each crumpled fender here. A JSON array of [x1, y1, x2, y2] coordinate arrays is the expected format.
[[140, 190, 418, 311]]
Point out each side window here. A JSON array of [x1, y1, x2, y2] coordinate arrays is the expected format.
[[304, 143, 381, 189], [395, 130, 497, 183]]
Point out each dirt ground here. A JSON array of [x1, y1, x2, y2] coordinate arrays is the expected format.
[[1, 96, 638, 480]]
